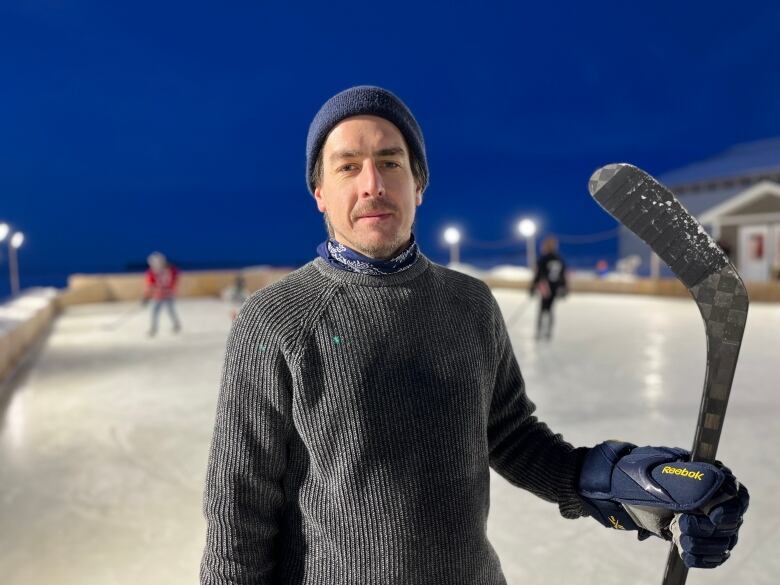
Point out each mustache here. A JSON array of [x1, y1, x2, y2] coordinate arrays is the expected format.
[[353, 203, 397, 218]]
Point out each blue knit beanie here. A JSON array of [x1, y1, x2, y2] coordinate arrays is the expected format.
[[306, 85, 429, 195]]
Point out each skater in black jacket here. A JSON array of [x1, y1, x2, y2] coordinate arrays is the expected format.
[[530, 236, 567, 339]]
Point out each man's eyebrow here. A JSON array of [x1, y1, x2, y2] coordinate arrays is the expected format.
[[329, 146, 406, 162], [374, 146, 406, 157], [329, 149, 363, 162]]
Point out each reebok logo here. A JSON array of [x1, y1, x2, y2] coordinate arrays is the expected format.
[[661, 466, 704, 480]]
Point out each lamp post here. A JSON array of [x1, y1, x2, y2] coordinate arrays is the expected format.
[[0, 223, 10, 294], [9, 232, 24, 297], [650, 252, 661, 280], [517, 218, 537, 269], [443, 227, 461, 265]]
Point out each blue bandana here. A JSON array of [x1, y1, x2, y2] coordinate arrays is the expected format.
[[317, 235, 419, 275]]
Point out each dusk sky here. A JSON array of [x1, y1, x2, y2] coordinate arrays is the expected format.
[[2, 1, 780, 295]]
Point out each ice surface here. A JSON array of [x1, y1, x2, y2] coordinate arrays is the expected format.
[[0, 293, 777, 585]]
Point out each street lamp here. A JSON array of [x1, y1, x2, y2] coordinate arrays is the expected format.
[[443, 227, 461, 265], [517, 218, 537, 269], [0, 223, 11, 293], [9, 231, 24, 297]]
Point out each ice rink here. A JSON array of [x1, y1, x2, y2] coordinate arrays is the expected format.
[[0, 289, 777, 585]]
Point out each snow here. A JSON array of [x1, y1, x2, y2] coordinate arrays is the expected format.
[[448, 263, 640, 282], [446, 262, 486, 279], [0, 293, 777, 584], [447, 262, 534, 282], [487, 264, 534, 281], [569, 268, 598, 279], [0, 288, 57, 330], [602, 273, 639, 282]]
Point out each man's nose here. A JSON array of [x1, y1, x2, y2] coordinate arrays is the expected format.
[[358, 158, 385, 197]]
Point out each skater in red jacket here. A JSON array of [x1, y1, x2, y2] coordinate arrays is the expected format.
[[142, 251, 181, 337]]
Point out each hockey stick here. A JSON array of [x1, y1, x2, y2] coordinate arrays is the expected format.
[[506, 296, 534, 330], [587, 164, 748, 585], [102, 305, 145, 331]]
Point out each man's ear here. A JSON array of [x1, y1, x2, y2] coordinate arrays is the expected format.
[[415, 185, 423, 206], [314, 186, 327, 213]]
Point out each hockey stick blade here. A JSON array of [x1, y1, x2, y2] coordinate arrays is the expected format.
[[588, 163, 749, 585], [588, 163, 727, 287]]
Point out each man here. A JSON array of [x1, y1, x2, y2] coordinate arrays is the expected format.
[[142, 251, 181, 337], [201, 86, 748, 584], [530, 235, 567, 340]]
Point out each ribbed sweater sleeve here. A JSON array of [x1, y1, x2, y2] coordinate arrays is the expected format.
[[486, 294, 589, 519], [200, 298, 294, 584]]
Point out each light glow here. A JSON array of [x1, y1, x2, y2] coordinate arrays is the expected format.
[[443, 227, 461, 245], [517, 219, 537, 238]]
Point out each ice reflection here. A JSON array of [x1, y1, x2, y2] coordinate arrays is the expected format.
[[641, 328, 666, 413], [1, 389, 26, 454]]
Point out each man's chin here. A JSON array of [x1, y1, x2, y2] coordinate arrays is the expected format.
[[353, 235, 408, 260]]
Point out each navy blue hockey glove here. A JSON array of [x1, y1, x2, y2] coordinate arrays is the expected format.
[[578, 441, 749, 569]]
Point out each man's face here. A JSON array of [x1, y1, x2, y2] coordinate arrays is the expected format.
[[314, 115, 422, 259]]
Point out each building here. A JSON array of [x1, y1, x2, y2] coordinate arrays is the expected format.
[[619, 137, 780, 281]]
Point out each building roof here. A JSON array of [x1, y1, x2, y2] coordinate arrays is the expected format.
[[678, 185, 744, 217], [699, 181, 780, 223], [661, 137, 780, 189], [623, 137, 780, 264]]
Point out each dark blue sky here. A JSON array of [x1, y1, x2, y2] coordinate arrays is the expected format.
[[2, 1, 780, 292]]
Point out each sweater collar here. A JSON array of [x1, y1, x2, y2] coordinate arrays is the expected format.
[[316, 234, 419, 275]]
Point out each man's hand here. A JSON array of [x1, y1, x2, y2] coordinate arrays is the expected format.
[[578, 441, 749, 569], [669, 471, 748, 568]]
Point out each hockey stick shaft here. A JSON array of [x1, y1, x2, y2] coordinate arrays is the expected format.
[[588, 164, 748, 585], [102, 305, 145, 331], [663, 264, 747, 583], [506, 296, 533, 330]]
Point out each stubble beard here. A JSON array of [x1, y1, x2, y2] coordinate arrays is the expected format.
[[323, 212, 413, 259]]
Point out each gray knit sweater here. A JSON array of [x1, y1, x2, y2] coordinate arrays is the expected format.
[[201, 254, 588, 585]]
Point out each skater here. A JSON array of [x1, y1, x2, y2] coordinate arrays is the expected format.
[[201, 86, 748, 585], [221, 273, 249, 320], [141, 251, 181, 337], [530, 235, 567, 340]]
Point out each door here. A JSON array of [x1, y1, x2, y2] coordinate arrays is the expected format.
[[738, 224, 769, 281], [773, 224, 780, 280]]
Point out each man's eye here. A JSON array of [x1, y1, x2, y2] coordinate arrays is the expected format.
[[339, 164, 359, 172], [381, 161, 400, 168]]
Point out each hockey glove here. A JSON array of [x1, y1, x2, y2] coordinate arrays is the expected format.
[[578, 440, 749, 569]]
